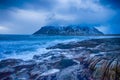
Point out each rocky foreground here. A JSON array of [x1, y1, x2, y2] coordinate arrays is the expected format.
[[0, 38, 120, 80]]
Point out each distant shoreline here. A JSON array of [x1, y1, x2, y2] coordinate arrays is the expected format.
[[0, 34, 120, 37]]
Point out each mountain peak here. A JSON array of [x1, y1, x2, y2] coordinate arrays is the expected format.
[[33, 25, 104, 36]]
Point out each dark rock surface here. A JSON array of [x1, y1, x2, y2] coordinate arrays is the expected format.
[[47, 38, 120, 49], [0, 38, 120, 80], [33, 25, 104, 36]]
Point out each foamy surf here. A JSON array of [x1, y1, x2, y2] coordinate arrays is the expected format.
[[0, 35, 119, 60]]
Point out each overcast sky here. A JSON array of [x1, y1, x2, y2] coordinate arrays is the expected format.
[[0, 0, 120, 34]]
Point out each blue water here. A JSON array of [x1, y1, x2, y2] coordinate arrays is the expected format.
[[0, 35, 119, 60]]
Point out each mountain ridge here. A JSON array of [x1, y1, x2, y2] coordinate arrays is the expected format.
[[33, 25, 104, 36]]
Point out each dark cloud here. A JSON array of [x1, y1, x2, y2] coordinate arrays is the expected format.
[[0, 0, 120, 34], [0, 0, 26, 9], [100, 0, 120, 9], [0, 0, 57, 10], [99, 0, 120, 34]]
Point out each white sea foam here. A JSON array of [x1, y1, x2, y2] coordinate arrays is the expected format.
[[40, 69, 60, 76], [1, 35, 119, 60], [90, 52, 105, 57], [44, 38, 82, 48], [0, 39, 80, 60], [2, 48, 51, 60]]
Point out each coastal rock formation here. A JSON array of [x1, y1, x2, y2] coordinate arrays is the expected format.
[[33, 25, 103, 36], [0, 38, 120, 80]]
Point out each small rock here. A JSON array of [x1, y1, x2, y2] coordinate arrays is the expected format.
[[0, 59, 23, 68], [0, 66, 14, 79], [53, 59, 78, 69]]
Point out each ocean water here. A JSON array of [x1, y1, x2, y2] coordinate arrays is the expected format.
[[0, 35, 119, 60]]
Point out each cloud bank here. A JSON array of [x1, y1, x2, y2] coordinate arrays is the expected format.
[[0, 0, 120, 34]]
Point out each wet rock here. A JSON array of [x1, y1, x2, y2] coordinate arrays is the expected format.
[[33, 49, 66, 61], [29, 63, 52, 79], [13, 60, 36, 71], [35, 69, 60, 80], [95, 43, 120, 52], [46, 40, 99, 49], [47, 38, 120, 49], [86, 56, 120, 80], [2, 76, 13, 80], [57, 65, 92, 80], [47, 42, 80, 49], [33, 55, 41, 60], [0, 66, 15, 79], [30, 68, 41, 79], [57, 65, 79, 80], [0, 59, 23, 68], [0, 38, 120, 80], [15, 68, 30, 80], [89, 57, 102, 70], [53, 59, 78, 69], [92, 59, 108, 79], [116, 62, 120, 79], [105, 60, 117, 80], [104, 51, 120, 59]]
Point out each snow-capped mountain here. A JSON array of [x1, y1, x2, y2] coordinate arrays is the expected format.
[[33, 25, 104, 35]]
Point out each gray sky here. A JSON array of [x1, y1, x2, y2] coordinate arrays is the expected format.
[[0, 0, 120, 34]]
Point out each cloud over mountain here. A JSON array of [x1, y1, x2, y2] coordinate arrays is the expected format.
[[0, 0, 119, 34]]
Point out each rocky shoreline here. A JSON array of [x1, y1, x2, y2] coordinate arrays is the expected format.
[[0, 38, 120, 80]]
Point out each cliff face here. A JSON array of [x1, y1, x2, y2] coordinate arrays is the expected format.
[[33, 25, 104, 35]]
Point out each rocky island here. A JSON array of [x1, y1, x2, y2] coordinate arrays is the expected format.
[[33, 25, 104, 36]]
